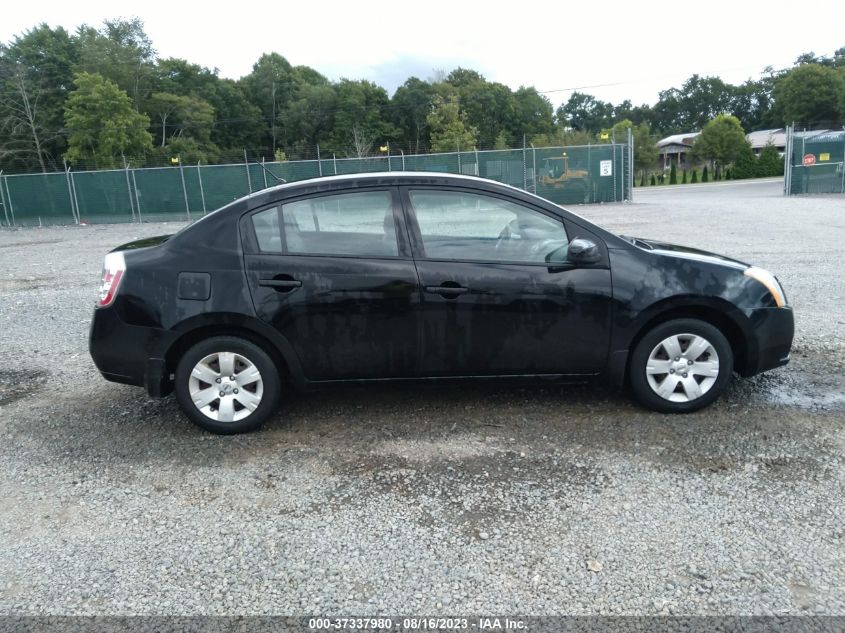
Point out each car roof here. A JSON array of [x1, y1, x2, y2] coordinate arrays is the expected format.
[[243, 171, 512, 200]]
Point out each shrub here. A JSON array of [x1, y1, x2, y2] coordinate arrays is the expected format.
[[702, 165, 709, 182], [650, 174, 656, 186], [691, 169, 698, 183], [757, 143, 784, 177], [731, 143, 757, 179], [682, 169, 688, 184], [669, 162, 677, 184]]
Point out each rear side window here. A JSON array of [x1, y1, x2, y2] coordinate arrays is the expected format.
[[251, 191, 398, 257]]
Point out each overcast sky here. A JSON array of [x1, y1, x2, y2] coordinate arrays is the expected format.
[[3, 0, 844, 107]]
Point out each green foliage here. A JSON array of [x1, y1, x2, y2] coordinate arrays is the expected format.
[[530, 128, 592, 148], [693, 115, 748, 172], [725, 167, 732, 180], [691, 169, 698, 183], [273, 148, 287, 162], [557, 91, 614, 133], [64, 72, 152, 168], [757, 143, 784, 177], [427, 95, 478, 153], [0, 24, 79, 172], [669, 162, 677, 184], [328, 79, 396, 157], [773, 63, 845, 125], [75, 18, 155, 110], [731, 142, 757, 179], [650, 174, 656, 186], [390, 77, 436, 153], [702, 165, 709, 182], [682, 169, 687, 184]]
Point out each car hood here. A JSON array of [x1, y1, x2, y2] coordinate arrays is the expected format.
[[110, 234, 173, 252], [627, 236, 749, 270]]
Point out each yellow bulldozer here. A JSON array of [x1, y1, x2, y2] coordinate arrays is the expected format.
[[538, 152, 589, 186], [537, 152, 590, 204]]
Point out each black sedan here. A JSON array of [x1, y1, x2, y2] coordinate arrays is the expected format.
[[89, 173, 794, 434]]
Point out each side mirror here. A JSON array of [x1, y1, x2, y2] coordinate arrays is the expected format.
[[567, 238, 601, 265]]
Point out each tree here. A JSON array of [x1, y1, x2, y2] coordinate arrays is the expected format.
[[731, 142, 757, 179], [0, 24, 78, 172], [691, 169, 698, 183], [757, 143, 784, 177], [511, 86, 554, 140], [773, 63, 845, 125], [390, 77, 436, 153], [280, 83, 336, 158], [557, 91, 613, 132], [427, 95, 477, 153], [76, 18, 156, 110], [146, 92, 214, 147], [64, 72, 153, 168], [693, 114, 748, 179], [702, 165, 709, 182], [669, 162, 677, 184], [651, 75, 737, 133], [328, 79, 395, 157], [239, 53, 295, 151], [206, 78, 265, 151]]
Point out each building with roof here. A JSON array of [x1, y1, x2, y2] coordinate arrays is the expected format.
[[746, 129, 786, 155], [656, 132, 700, 169]]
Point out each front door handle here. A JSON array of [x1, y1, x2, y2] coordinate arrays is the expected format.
[[259, 276, 302, 292], [425, 283, 469, 299]]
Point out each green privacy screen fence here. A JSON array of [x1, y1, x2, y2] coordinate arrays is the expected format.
[[784, 126, 845, 195], [0, 141, 632, 227]]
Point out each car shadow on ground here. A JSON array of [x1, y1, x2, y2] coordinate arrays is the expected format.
[[7, 372, 839, 488]]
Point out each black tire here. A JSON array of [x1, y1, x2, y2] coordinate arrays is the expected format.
[[174, 336, 281, 434], [629, 318, 733, 413]]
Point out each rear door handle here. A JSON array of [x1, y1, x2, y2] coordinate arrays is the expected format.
[[259, 277, 302, 291], [425, 284, 469, 298]]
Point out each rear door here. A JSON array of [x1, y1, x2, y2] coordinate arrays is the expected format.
[[241, 188, 421, 381], [402, 187, 612, 377]]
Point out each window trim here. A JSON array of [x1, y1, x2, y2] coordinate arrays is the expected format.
[[241, 187, 412, 260], [400, 185, 581, 267]]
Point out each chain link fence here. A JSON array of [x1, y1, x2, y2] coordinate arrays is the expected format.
[[0, 138, 633, 227], [784, 126, 845, 195]]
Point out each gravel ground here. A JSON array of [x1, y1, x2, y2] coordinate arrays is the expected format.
[[0, 180, 843, 616]]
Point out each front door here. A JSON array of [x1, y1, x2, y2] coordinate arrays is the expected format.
[[242, 188, 420, 381], [402, 187, 612, 377]]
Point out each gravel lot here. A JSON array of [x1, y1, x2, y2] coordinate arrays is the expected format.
[[0, 179, 843, 616]]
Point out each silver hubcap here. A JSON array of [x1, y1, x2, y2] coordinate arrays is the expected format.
[[646, 333, 720, 403], [188, 352, 263, 422]]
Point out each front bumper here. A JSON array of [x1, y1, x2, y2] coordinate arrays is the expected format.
[[743, 306, 794, 376], [89, 306, 174, 396]]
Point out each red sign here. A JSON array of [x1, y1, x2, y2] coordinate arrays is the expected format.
[[803, 154, 816, 166]]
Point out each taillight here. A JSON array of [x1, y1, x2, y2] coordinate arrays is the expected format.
[[97, 251, 125, 307]]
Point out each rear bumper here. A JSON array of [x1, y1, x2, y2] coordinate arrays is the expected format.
[[743, 306, 794, 376], [89, 307, 174, 397]]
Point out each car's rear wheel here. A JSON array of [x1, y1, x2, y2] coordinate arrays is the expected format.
[[174, 336, 281, 434], [629, 318, 733, 413]]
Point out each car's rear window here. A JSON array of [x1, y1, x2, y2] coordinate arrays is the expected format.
[[251, 191, 398, 257]]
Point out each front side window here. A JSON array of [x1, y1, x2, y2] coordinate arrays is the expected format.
[[408, 190, 569, 264], [251, 190, 398, 257]]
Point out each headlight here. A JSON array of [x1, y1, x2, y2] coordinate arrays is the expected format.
[[744, 267, 787, 307]]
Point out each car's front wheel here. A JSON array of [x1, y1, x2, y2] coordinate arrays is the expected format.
[[174, 336, 281, 434], [629, 318, 733, 413]]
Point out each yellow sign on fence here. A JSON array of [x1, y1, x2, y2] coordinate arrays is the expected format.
[[820, 152, 830, 161]]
